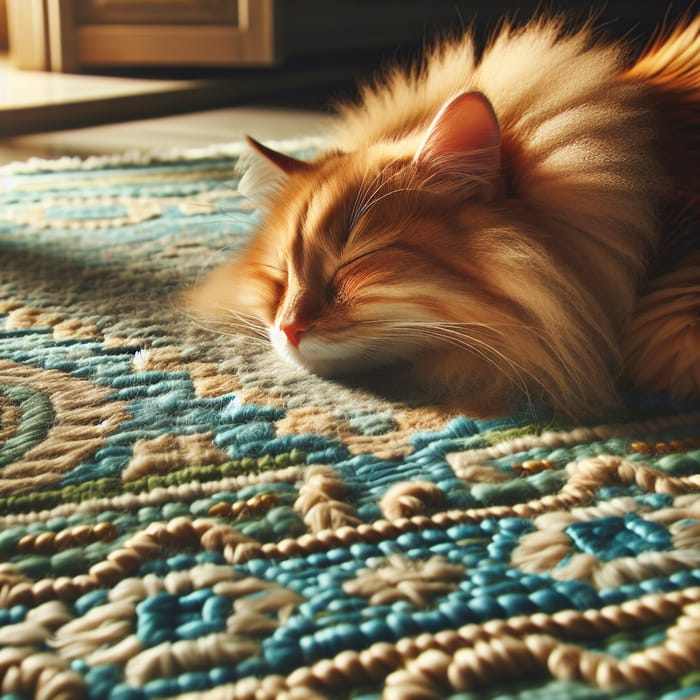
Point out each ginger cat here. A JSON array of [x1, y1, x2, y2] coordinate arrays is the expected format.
[[185, 16, 700, 418]]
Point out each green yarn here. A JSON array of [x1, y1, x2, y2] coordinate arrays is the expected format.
[[0, 450, 307, 515], [0, 385, 54, 467]]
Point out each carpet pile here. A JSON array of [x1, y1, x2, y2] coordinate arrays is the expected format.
[[0, 144, 699, 700]]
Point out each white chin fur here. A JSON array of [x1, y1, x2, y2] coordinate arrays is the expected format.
[[268, 326, 401, 376], [268, 326, 305, 368]]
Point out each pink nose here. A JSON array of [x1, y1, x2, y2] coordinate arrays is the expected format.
[[280, 320, 310, 348]]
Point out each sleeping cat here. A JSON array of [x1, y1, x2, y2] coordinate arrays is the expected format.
[[184, 15, 700, 418]]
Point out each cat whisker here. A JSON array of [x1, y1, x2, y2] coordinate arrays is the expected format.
[[366, 321, 540, 405], [204, 305, 270, 340], [351, 162, 409, 226], [357, 186, 430, 218], [427, 326, 536, 391], [180, 312, 268, 346], [347, 168, 374, 232], [363, 319, 514, 334]]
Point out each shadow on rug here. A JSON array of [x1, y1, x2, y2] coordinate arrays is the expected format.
[[1, 145, 699, 700]]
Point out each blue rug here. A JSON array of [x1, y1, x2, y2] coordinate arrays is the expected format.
[[1, 145, 699, 700]]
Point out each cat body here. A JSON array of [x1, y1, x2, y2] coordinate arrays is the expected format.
[[186, 16, 700, 417]]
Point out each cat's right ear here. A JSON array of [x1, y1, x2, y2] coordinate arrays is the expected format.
[[238, 136, 312, 207], [414, 91, 501, 199]]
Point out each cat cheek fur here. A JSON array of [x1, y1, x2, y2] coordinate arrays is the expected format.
[[181, 254, 281, 332]]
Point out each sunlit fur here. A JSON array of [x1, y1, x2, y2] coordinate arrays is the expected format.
[[185, 16, 700, 418]]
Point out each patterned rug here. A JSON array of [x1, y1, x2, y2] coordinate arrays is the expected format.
[[1, 143, 699, 700]]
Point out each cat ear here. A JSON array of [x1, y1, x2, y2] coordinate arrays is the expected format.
[[238, 136, 311, 206], [245, 136, 312, 175], [414, 91, 501, 198]]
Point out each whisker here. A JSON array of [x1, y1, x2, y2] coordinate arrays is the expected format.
[[351, 162, 408, 226], [196, 304, 270, 341], [358, 319, 533, 334], [352, 320, 541, 404], [176, 307, 267, 345], [347, 168, 373, 232], [357, 186, 431, 218]]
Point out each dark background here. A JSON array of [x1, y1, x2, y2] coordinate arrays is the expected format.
[[219, 0, 700, 110]]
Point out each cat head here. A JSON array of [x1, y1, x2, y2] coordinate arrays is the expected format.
[[183, 90, 614, 415], [184, 91, 505, 374]]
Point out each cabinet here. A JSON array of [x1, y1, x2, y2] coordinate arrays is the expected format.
[[9, 1, 694, 75], [7, 0, 277, 71]]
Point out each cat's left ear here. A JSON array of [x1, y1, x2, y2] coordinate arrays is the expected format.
[[414, 91, 501, 199], [245, 136, 312, 175], [238, 136, 312, 206]]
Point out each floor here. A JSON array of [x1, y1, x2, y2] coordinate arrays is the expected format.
[[0, 57, 333, 166], [0, 105, 332, 165], [1, 2, 696, 168]]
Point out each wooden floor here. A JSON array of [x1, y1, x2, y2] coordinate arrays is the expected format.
[[0, 106, 332, 164], [0, 57, 333, 165]]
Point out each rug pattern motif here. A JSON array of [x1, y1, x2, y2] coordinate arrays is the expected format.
[[0, 148, 699, 700]]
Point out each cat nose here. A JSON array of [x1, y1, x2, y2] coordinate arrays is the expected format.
[[280, 320, 311, 347]]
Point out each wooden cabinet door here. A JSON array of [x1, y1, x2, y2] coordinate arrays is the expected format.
[[75, 0, 240, 24], [8, 0, 278, 72]]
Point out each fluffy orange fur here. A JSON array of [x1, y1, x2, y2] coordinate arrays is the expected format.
[[184, 15, 700, 418]]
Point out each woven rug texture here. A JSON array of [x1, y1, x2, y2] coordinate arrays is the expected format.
[[1, 145, 700, 700]]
